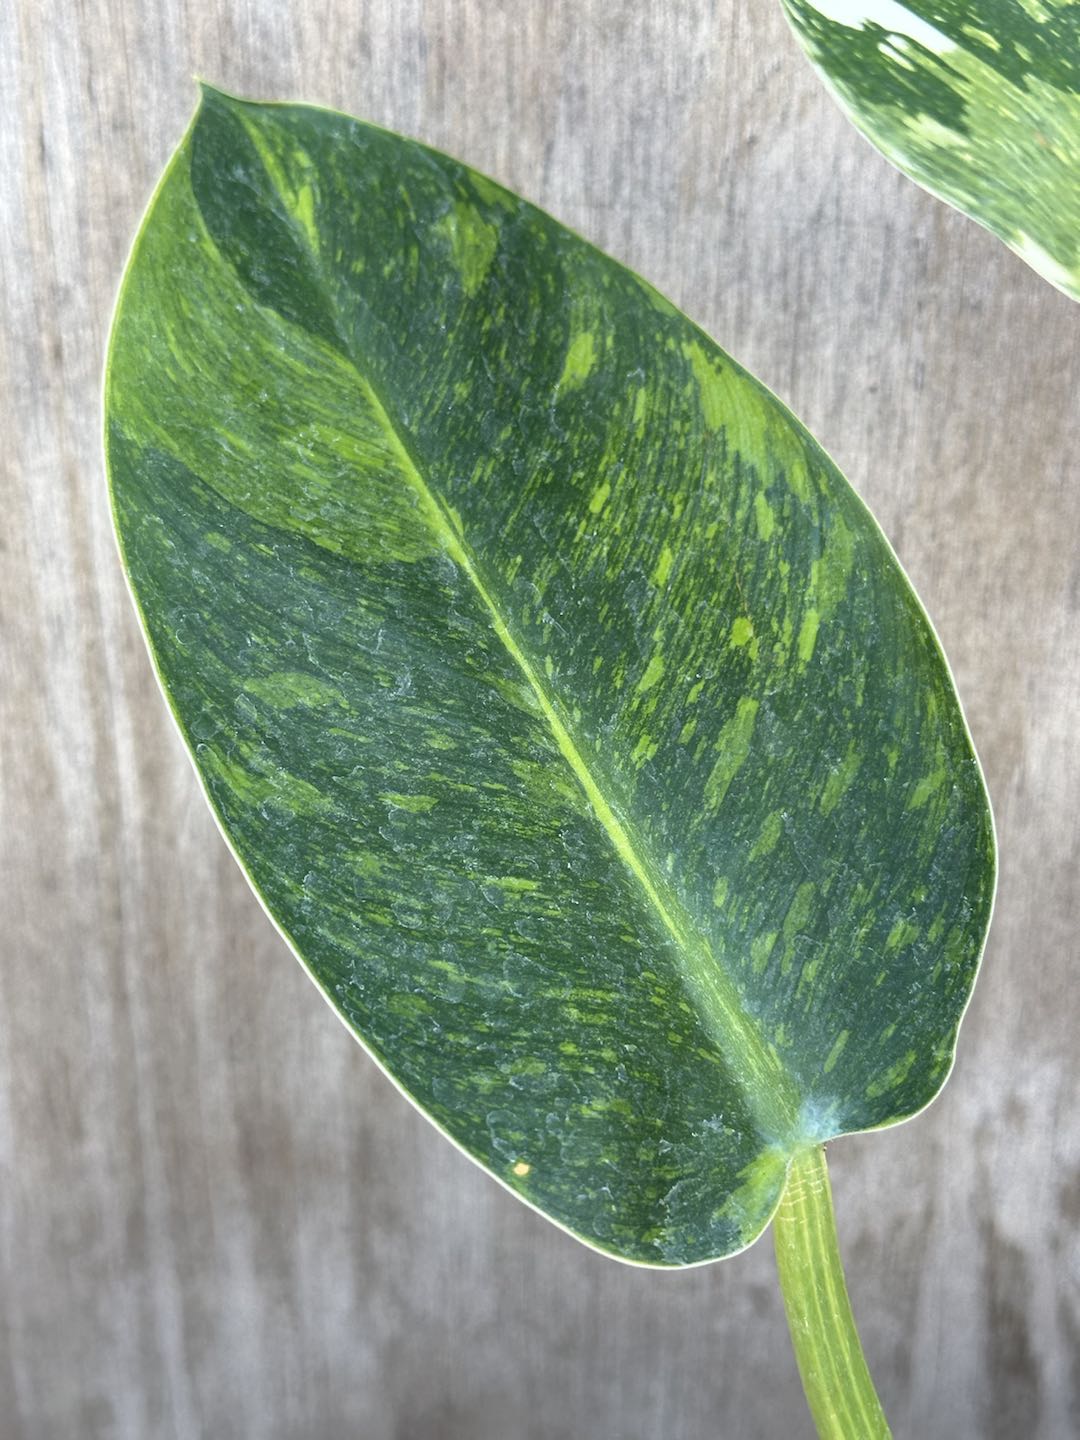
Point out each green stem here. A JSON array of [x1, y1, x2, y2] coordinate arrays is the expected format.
[[773, 1145, 892, 1439]]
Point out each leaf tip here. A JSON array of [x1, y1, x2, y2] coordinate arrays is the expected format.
[[192, 78, 250, 114]]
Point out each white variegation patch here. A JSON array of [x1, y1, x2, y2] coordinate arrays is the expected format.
[[802, 0, 955, 54]]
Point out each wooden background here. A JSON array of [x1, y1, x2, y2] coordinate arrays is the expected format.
[[3, 1, 1078, 1435]]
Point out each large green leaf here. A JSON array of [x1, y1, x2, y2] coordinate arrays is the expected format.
[[105, 88, 994, 1266], [782, 0, 1080, 300]]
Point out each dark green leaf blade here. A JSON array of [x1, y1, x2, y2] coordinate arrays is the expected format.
[[105, 89, 995, 1266], [781, 0, 1080, 301]]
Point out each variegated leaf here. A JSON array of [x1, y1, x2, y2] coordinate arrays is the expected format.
[[104, 89, 995, 1265], [782, 0, 1080, 301]]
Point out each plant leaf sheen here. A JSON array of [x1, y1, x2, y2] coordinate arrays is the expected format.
[[105, 89, 995, 1266], [782, 0, 1080, 301]]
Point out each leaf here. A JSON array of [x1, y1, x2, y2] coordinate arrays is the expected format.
[[105, 88, 995, 1266], [782, 0, 1080, 301]]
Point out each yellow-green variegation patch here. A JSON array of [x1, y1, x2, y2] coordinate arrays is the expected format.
[[104, 89, 995, 1267], [783, 0, 1080, 300]]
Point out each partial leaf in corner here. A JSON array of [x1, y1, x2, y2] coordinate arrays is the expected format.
[[782, 0, 1080, 301]]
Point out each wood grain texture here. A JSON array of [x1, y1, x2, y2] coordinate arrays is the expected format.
[[1, 1, 1076, 1435]]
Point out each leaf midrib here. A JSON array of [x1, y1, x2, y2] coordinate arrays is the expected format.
[[207, 99, 803, 1148]]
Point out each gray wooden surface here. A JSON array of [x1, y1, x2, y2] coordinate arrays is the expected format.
[[2, 1, 1078, 1435]]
